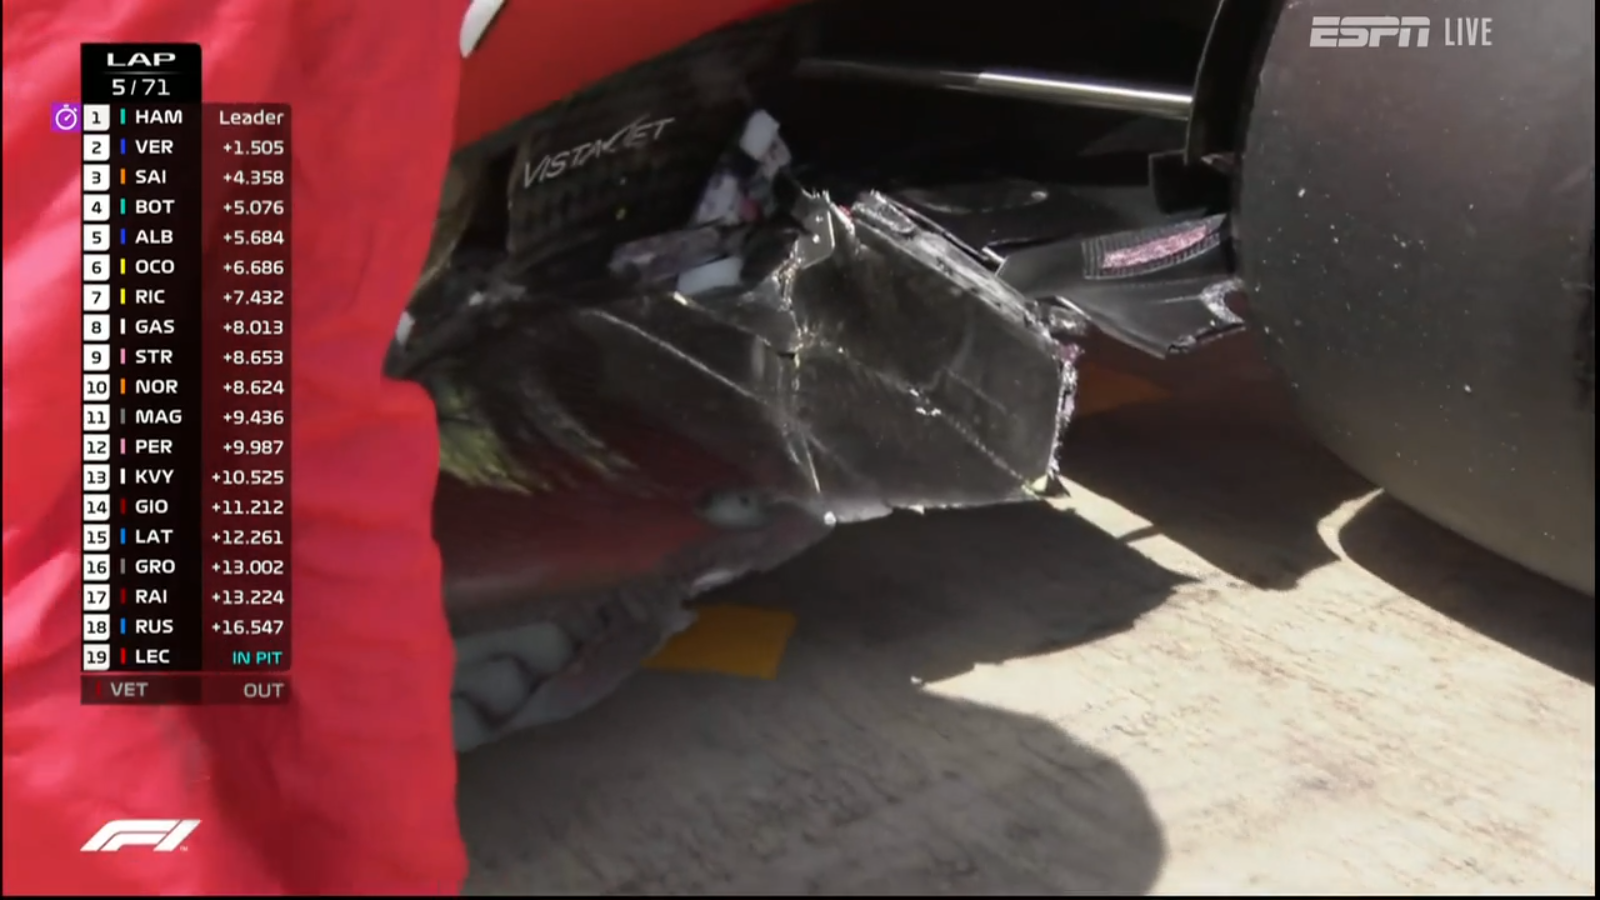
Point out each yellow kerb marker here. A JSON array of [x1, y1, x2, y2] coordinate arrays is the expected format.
[[644, 604, 798, 680]]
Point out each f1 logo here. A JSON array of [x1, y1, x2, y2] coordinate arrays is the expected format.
[[81, 819, 201, 852]]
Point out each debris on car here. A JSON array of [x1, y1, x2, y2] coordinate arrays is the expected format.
[[389, 108, 1085, 749], [392, 110, 1081, 525]]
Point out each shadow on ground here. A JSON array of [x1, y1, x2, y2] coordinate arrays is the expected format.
[[1060, 354, 1372, 591], [1340, 493, 1596, 686], [1069, 332, 1594, 684], [735, 502, 1189, 683], [460, 503, 1182, 894]]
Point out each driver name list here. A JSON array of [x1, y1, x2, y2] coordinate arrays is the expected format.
[[78, 43, 293, 706]]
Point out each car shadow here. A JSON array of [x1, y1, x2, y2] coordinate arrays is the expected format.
[[735, 502, 1188, 683], [1338, 493, 1596, 686], [1059, 335, 1374, 591], [458, 503, 1181, 894]]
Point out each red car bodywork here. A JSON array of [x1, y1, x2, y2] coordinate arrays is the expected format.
[[455, 0, 801, 150], [2, 0, 800, 894]]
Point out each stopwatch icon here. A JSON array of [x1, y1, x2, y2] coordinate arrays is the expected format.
[[52, 103, 82, 134]]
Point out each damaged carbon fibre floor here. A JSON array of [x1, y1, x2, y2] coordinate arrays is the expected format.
[[456, 339, 1595, 895]]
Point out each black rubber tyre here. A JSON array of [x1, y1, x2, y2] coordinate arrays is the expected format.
[[1236, 0, 1595, 595]]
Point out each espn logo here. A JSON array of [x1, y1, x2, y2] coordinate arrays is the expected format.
[[1310, 16, 1432, 48], [81, 819, 201, 852]]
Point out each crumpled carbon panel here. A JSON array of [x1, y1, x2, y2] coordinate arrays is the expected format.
[[389, 10, 1079, 749], [412, 192, 1074, 522]]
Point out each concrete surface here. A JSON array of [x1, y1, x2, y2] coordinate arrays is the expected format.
[[457, 341, 1595, 895]]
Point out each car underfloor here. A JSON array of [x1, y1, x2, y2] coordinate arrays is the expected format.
[[388, 0, 1254, 750]]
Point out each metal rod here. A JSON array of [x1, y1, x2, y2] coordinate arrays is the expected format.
[[794, 58, 1193, 122]]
